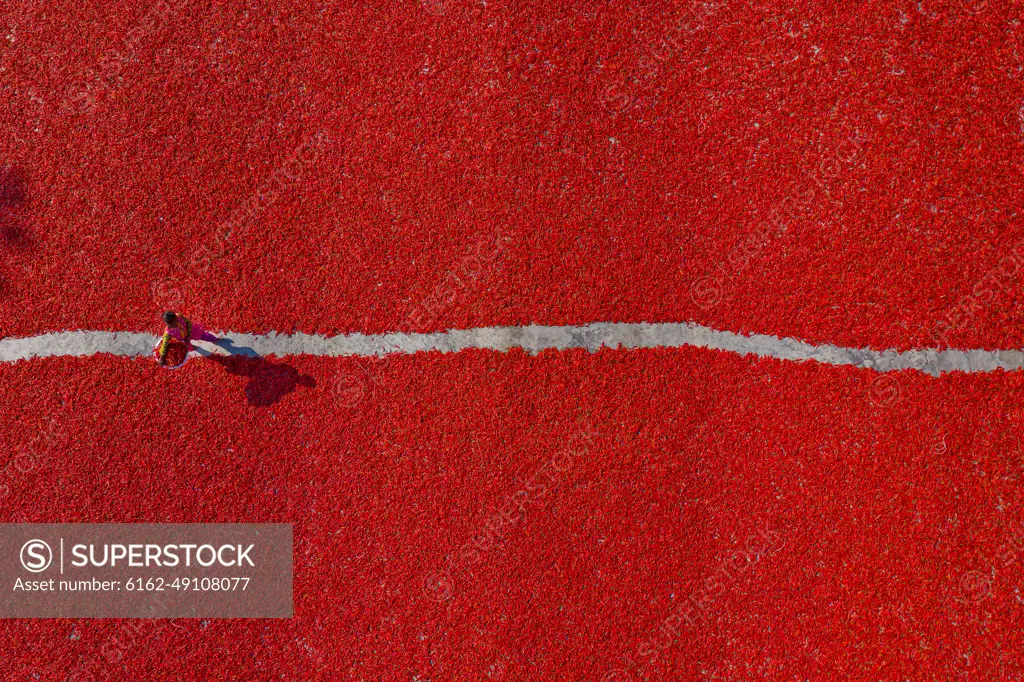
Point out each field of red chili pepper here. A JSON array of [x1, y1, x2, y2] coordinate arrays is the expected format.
[[2, 0, 1024, 679]]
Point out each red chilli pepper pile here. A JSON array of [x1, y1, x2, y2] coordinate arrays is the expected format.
[[1, 0, 1023, 679]]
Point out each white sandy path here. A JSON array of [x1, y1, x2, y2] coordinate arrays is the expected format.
[[1, 323, 1021, 377]]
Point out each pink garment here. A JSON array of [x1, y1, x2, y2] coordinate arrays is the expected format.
[[166, 321, 218, 347]]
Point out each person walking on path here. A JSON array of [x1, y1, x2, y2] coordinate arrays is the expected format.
[[154, 311, 219, 367]]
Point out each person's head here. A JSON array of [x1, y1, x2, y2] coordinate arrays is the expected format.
[[163, 311, 178, 327]]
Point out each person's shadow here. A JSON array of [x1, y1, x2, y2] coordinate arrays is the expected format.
[[195, 338, 316, 407], [0, 166, 31, 250], [0, 166, 34, 295]]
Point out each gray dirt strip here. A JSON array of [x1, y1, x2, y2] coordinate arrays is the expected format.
[[0, 323, 1021, 377]]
